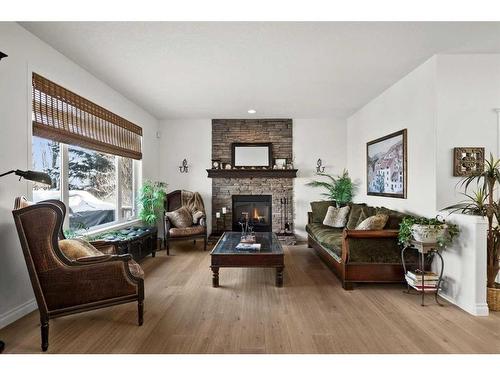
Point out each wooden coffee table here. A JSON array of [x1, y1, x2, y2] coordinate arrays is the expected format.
[[210, 231, 284, 287]]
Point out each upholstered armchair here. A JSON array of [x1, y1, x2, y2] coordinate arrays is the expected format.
[[12, 197, 144, 352], [164, 190, 207, 254]]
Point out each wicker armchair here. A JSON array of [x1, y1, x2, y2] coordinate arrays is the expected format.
[[12, 197, 144, 352], [164, 190, 207, 254]]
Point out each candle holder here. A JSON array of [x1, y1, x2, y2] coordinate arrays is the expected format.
[[316, 158, 325, 173], [179, 159, 189, 173]]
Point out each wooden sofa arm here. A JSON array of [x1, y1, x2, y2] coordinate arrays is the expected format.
[[343, 229, 399, 239]]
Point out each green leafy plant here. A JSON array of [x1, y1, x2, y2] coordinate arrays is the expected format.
[[306, 169, 356, 206], [137, 180, 167, 226], [398, 216, 459, 247], [444, 154, 500, 289], [63, 222, 89, 239]]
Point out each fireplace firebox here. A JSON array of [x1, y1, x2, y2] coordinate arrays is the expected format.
[[232, 195, 272, 232]]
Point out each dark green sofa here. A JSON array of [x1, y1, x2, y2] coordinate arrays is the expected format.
[[306, 201, 418, 289]]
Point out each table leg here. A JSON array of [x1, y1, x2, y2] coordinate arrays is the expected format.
[[434, 251, 445, 306], [0, 340, 4, 353], [211, 267, 219, 287], [421, 250, 425, 306], [276, 267, 284, 287]]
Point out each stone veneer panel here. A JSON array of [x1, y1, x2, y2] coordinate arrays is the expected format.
[[211, 119, 294, 233]]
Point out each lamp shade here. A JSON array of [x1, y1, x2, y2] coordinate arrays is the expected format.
[[0, 169, 52, 186], [16, 170, 52, 185]]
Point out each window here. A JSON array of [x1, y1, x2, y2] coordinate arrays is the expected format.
[[68, 144, 117, 230], [32, 136, 138, 232], [32, 136, 61, 202], [31, 73, 142, 233]]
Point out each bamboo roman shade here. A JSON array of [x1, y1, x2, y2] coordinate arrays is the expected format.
[[32, 72, 142, 160]]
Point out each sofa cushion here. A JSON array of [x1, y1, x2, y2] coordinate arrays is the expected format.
[[310, 201, 336, 223], [375, 207, 406, 230], [355, 214, 389, 230], [346, 203, 368, 229], [169, 225, 205, 238], [323, 205, 350, 228], [59, 238, 103, 260], [166, 206, 193, 228], [306, 223, 343, 259]]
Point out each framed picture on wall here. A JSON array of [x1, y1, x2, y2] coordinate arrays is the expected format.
[[366, 129, 407, 199]]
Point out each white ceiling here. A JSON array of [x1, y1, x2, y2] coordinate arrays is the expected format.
[[20, 22, 500, 120]]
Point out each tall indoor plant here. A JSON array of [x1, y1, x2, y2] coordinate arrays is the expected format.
[[137, 180, 167, 226], [445, 154, 500, 310], [306, 169, 355, 207]]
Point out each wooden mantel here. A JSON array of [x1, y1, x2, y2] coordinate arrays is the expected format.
[[206, 168, 298, 179]]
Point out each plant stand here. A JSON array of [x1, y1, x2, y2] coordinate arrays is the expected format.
[[401, 240, 445, 306]]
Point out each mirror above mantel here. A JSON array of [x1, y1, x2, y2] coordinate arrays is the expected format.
[[231, 142, 272, 168]]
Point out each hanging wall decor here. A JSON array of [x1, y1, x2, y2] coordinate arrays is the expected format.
[[367, 129, 407, 199], [453, 147, 485, 176]]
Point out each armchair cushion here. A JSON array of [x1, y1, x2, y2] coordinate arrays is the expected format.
[[169, 225, 206, 238], [192, 210, 205, 224], [166, 206, 193, 228], [59, 238, 103, 260]]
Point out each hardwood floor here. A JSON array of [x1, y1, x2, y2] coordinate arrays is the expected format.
[[1, 241, 499, 354]]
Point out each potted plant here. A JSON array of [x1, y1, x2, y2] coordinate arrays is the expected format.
[[137, 180, 167, 226], [444, 154, 500, 310], [306, 169, 356, 207], [398, 216, 459, 247]]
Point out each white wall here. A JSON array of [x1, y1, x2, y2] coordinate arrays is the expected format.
[[346, 54, 500, 315], [438, 213, 489, 316], [293, 118, 346, 239], [158, 119, 212, 234], [0, 22, 160, 329], [347, 57, 438, 217], [436, 55, 500, 209]]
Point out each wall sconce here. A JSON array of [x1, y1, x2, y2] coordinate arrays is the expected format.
[[316, 158, 325, 173], [179, 159, 189, 173], [0, 51, 8, 61]]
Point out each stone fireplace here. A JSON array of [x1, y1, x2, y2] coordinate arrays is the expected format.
[[209, 119, 295, 234]]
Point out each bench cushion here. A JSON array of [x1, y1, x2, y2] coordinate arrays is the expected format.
[[306, 223, 343, 259]]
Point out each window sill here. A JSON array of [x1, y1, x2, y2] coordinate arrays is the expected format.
[[83, 218, 144, 237]]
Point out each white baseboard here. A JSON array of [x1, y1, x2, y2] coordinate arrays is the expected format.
[[439, 292, 489, 317], [0, 298, 38, 329]]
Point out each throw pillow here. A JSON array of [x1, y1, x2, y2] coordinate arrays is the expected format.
[[323, 206, 350, 228], [59, 238, 103, 260], [166, 206, 193, 228], [355, 214, 389, 230], [346, 203, 367, 229], [310, 201, 336, 223], [192, 210, 205, 224]]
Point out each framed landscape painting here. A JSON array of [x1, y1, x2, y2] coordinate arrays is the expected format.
[[366, 129, 407, 198]]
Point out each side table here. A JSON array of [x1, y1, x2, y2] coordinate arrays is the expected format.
[[401, 240, 444, 306]]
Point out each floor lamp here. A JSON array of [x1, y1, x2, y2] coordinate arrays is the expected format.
[[0, 169, 52, 354]]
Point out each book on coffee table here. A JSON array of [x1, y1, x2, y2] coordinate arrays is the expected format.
[[235, 242, 261, 250]]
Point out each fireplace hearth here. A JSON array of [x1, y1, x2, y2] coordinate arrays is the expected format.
[[232, 195, 272, 232]]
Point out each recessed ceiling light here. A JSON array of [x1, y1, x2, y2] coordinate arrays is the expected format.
[[247, 109, 257, 114]]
